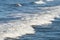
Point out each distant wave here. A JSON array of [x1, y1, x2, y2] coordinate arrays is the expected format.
[[33, 0, 60, 7], [1, 0, 60, 8]]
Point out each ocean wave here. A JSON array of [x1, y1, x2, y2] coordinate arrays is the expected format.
[[0, 0, 60, 40], [0, 6, 60, 40], [1, 0, 60, 7]]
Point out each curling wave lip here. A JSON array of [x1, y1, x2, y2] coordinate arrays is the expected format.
[[15, 3, 22, 7]]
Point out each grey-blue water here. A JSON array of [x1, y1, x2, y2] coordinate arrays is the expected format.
[[0, 0, 60, 40]]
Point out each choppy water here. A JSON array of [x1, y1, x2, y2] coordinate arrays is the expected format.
[[0, 0, 60, 40]]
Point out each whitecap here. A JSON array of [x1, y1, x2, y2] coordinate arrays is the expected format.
[[34, 0, 46, 4]]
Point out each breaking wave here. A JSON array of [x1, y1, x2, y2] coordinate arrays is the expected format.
[[0, 0, 60, 40], [0, 6, 60, 40]]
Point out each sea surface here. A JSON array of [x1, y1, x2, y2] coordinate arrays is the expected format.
[[0, 0, 60, 40]]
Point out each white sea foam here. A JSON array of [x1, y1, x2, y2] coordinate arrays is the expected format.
[[46, 0, 54, 1], [1, 0, 60, 39], [34, 0, 46, 4], [0, 5, 60, 40]]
